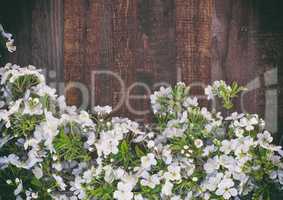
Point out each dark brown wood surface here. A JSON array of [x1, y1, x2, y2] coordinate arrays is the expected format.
[[1, 0, 283, 140], [64, 0, 213, 120], [0, 0, 64, 90], [212, 0, 283, 142]]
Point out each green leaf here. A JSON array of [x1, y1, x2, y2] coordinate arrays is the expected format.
[[135, 145, 145, 158]]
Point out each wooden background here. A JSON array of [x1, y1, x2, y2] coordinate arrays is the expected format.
[[1, 0, 283, 141]]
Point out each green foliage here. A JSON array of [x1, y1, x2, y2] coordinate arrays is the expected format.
[[111, 139, 147, 169], [0, 166, 52, 200], [8, 75, 41, 100], [217, 82, 246, 109], [140, 184, 162, 200], [86, 177, 115, 200], [10, 113, 42, 137], [53, 123, 90, 161]]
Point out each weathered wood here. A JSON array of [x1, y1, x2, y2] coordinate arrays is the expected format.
[[1, 0, 283, 139], [176, 0, 212, 85], [64, 0, 88, 107], [64, 0, 212, 119], [64, 0, 139, 116], [212, 0, 283, 140], [0, 0, 64, 87], [135, 0, 176, 121], [0, 1, 33, 65], [212, 0, 262, 114], [31, 0, 64, 89]]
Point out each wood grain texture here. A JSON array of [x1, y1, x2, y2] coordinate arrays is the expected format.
[[176, 0, 212, 85], [0, 0, 64, 87], [64, 0, 139, 115], [61, 0, 178, 121], [64, 0, 212, 118], [64, 0, 87, 106], [1, 0, 283, 139], [212, 0, 262, 114], [135, 0, 176, 122], [212, 0, 283, 141]]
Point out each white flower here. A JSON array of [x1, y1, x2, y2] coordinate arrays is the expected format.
[[147, 140, 155, 148], [0, 24, 16, 53], [205, 85, 214, 100], [194, 139, 203, 148], [5, 40, 16, 52], [95, 130, 121, 156], [104, 165, 115, 184], [70, 176, 86, 199], [32, 83, 57, 99], [202, 172, 223, 192], [53, 174, 67, 191], [120, 173, 138, 189], [257, 131, 273, 147], [140, 172, 160, 189], [184, 192, 193, 200], [83, 167, 96, 184], [93, 105, 112, 115], [234, 128, 244, 138], [34, 111, 60, 152], [164, 165, 181, 181], [202, 144, 216, 156], [201, 107, 212, 120], [171, 195, 182, 200], [238, 117, 258, 131], [219, 155, 239, 172], [162, 181, 173, 196], [183, 161, 195, 177], [14, 179, 23, 195], [150, 87, 172, 114], [114, 168, 125, 180], [204, 156, 220, 174], [26, 189, 39, 200], [220, 140, 233, 154], [215, 178, 238, 199], [270, 170, 283, 185], [162, 147, 173, 164], [32, 166, 43, 179], [225, 112, 244, 121], [53, 162, 63, 171], [183, 97, 198, 107], [0, 24, 12, 40], [114, 182, 134, 200], [86, 131, 96, 146], [233, 136, 254, 155], [163, 126, 185, 138], [141, 153, 157, 169], [0, 154, 21, 168]]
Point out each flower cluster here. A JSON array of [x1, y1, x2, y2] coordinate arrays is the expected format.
[[204, 81, 245, 109], [0, 63, 283, 200]]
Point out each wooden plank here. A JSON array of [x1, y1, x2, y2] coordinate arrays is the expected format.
[[212, 0, 263, 115], [134, 0, 176, 121], [212, 0, 283, 141], [32, 0, 64, 88], [64, 0, 138, 116], [107, 0, 138, 117], [176, 0, 212, 86], [64, 0, 86, 106], [0, 0, 64, 87], [0, 0, 33, 65]]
